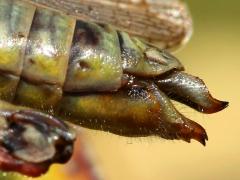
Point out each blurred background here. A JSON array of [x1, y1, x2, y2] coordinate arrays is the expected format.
[[2, 0, 240, 179]]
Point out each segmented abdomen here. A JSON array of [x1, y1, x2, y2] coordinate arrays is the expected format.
[[0, 0, 183, 115], [0, 0, 227, 146], [0, 0, 124, 110]]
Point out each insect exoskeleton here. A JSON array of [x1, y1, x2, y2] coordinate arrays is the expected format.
[[0, 0, 228, 177]]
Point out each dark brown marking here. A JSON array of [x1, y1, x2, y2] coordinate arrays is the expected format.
[[17, 32, 25, 38], [73, 21, 100, 46], [78, 61, 90, 70], [28, 58, 35, 64]]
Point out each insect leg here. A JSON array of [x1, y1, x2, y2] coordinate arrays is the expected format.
[[0, 101, 76, 177]]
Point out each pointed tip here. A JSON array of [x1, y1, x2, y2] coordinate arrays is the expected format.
[[221, 101, 229, 109], [199, 134, 207, 146], [193, 126, 208, 146], [214, 100, 229, 112], [201, 99, 229, 114], [176, 118, 209, 146]]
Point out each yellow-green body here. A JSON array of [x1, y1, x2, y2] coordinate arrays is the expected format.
[[0, 0, 227, 148]]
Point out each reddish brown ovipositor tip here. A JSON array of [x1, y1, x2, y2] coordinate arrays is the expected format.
[[156, 71, 229, 114], [200, 99, 229, 114], [0, 110, 76, 177], [173, 118, 209, 146]]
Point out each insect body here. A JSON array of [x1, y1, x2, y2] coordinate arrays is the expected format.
[[0, 0, 228, 177]]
